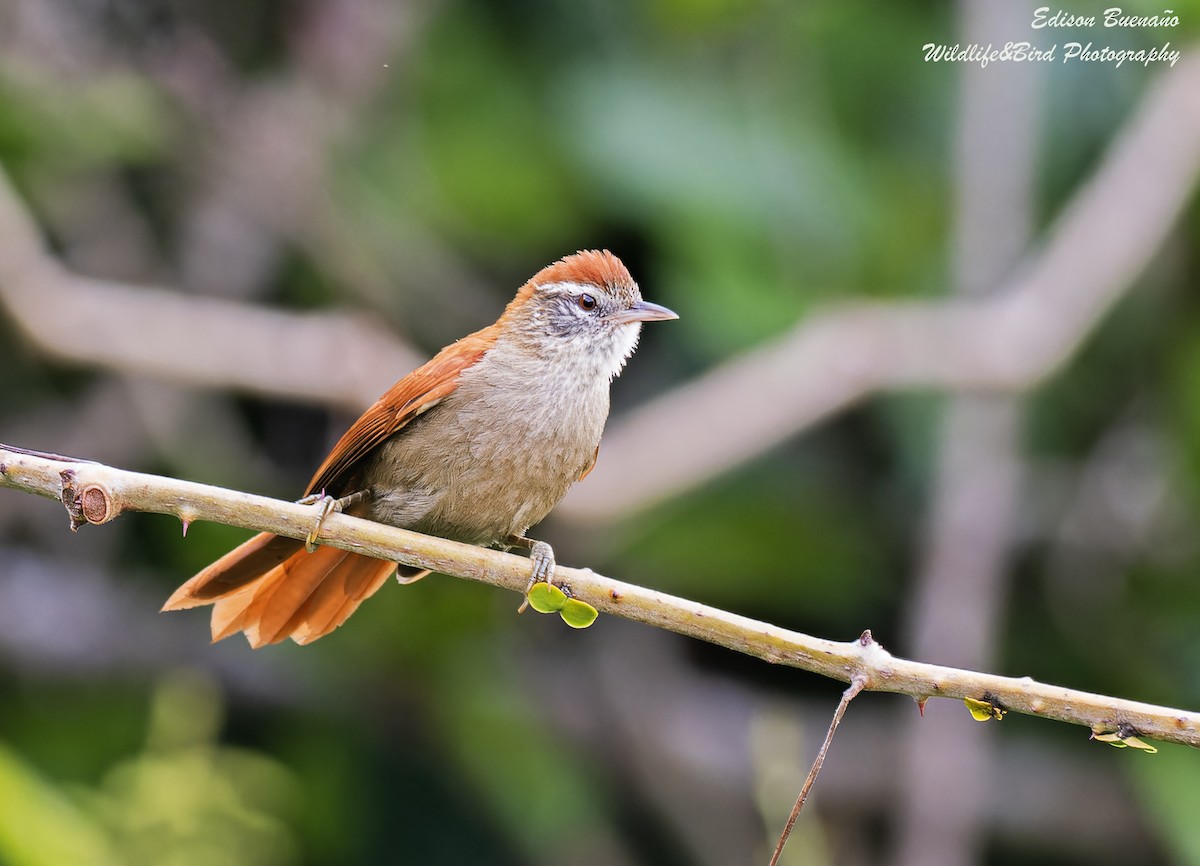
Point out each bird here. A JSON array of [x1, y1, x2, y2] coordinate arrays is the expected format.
[[162, 250, 677, 647]]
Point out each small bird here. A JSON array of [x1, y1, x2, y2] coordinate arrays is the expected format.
[[162, 250, 677, 647]]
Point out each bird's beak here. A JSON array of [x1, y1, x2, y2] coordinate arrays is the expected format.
[[605, 300, 679, 325]]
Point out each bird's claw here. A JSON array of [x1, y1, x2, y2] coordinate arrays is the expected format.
[[297, 489, 369, 552], [528, 540, 556, 585], [294, 489, 364, 549], [516, 539, 556, 613], [303, 494, 338, 552]]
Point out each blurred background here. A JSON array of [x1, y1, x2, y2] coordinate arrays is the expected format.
[[1, 0, 1199, 864]]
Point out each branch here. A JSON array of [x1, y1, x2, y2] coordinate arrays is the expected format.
[[769, 672, 867, 866], [3, 53, 1198, 525], [2, 443, 1197, 748], [891, 5, 1037, 862], [560, 49, 1200, 521], [0, 169, 423, 412]]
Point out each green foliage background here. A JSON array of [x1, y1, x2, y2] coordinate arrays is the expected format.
[[1, 0, 1199, 864]]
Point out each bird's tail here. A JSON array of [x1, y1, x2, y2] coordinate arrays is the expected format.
[[162, 532, 399, 647]]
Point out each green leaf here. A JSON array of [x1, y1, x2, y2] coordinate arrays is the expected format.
[[963, 697, 1005, 722], [1092, 731, 1158, 753], [1121, 736, 1158, 754], [526, 583, 566, 613], [559, 600, 598, 629]]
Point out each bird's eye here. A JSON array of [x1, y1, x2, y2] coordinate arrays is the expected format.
[[577, 293, 597, 312]]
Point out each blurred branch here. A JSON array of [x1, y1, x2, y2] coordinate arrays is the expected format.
[[561, 49, 1200, 521], [0, 168, 422, 410], [3, 444, 1198, 747], [2, 51, 1197, 522], [894, 5, 1035, 866], [160, 0, 492, 331]]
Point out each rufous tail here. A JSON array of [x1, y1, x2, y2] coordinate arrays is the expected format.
[[162, 533, 399, 647]]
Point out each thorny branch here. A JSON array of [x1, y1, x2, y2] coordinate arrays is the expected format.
[[2, 444, 1198, 749]]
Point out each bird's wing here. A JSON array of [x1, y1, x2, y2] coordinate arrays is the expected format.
[[305, 330, 493, 497]]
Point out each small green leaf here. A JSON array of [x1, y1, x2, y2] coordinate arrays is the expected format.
[[1092, 731, 1158, 753], [1123, 736, 1159, 754], [964, 697, 1005, 722], [527, 582, 567, 613], [559, 599, 598, 629]]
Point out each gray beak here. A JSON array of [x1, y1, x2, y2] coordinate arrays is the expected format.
[[605, 300, 679, 325]]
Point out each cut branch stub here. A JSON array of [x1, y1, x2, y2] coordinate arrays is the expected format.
[[81, 484, 118, 524], [58, 470, 119, 528]]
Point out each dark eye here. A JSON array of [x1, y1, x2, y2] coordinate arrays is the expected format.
[[577, 293, 597, 311]]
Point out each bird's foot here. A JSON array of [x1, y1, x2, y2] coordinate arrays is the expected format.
[[507, 535, 556, 613], [298, 490, 369, 552], [528, 540, 556, 586]]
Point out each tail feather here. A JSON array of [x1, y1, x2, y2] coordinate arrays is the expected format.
[[162, 533, 306, 609], [210, 583, 261, 643], [246, 546, 350, 646], [163, 532, 398, 647], [288, 556, 396, 646]]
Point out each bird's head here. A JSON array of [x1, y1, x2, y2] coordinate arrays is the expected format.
[[500, 250, 677, 380]]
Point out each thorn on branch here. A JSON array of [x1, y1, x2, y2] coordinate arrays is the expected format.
[[179, 506, 198, 537]]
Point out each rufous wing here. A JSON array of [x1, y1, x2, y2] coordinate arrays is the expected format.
[[304, 328, 494, 497], [162, 325, 495, 646]]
